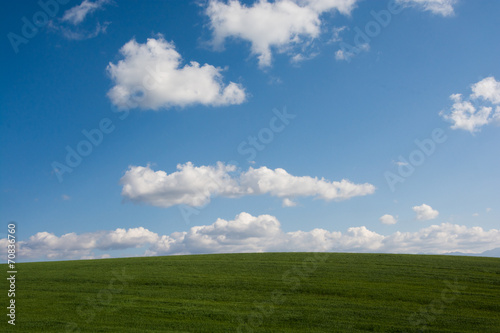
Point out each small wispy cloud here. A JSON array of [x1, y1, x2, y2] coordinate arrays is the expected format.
[[396, 0, 457, 17], [282, 198, 298, 207], [49, 0, 111, 40], [393, 160, 409, 167], [62, 0, 110, 25], [51, 21, 110, 41], [329, 26, 347, 43]]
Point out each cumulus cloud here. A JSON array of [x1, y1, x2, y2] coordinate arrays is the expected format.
[[150, 212, 282, 255], [471, 76, 500, 104], [379, 214, 397, 225], [107, 36, 246, 110], [14, 227, 159, 260], [205, 0, 358, 67], [396, 0, 457, 16], [120, 162, 243, 208], [413, 203, 439, 221], [149, 216, 500, 255], [440, 77, 500, 132], [120, 162, 376, 208], [7, 213, 500, 260], [441, 94, 495, 132]]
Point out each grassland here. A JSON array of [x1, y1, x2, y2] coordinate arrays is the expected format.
[[2, 253, 499, 332]]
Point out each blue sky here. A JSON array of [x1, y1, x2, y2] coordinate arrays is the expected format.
[[1, 0, 500, 261]]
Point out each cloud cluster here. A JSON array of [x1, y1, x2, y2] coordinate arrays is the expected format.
[[120, 162, 376, 208], [413, 203, 439, 221], [440, 77, 500, 132], [395, 0, 457, 16], [5, 212, 500, 261], [11, 227, 159, 260], [107, 36, 246, 110], [205, 0, 460, 67], [206, 0, 358, 67]]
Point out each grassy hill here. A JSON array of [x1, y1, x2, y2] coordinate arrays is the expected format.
[[2, 253, 499, 332]]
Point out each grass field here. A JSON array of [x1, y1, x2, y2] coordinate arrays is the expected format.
[[2, 253, 500, 332]]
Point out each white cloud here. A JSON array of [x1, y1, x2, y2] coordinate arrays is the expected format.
[[49, 0, 110, 40], [56, 21, 109, 40], [382, 223, 500, 254], [61, 194, 71, 201], [120, 162, 242, 208], [440, 77, 500, 132], [239, 166, 375, 200], [379, 214, 397, 225], [290, 52, 319, 64], [150, 212, 282, 255], [329, 25, 347, 43], [334, 42, 369, 62], [471, 76, 500, 104], [297, 0, 358, 14], [396, 0, 457, 16], [206, 0, 358, 68], [5, 213, 500, 260], [413, 203, 439, 221], [81, 254, 111, 260], [393, 160, 409, 167], [335, 49, 347, 61], [16, 227, 159, 260], [282, 198, 298, 207], [107, 36, 246, 110], [441, 94, 494, 132], [120, 162, 375, 208], [62, 0, 110, 25]]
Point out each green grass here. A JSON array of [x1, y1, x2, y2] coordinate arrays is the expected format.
[[2, 253, 500, 332]]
